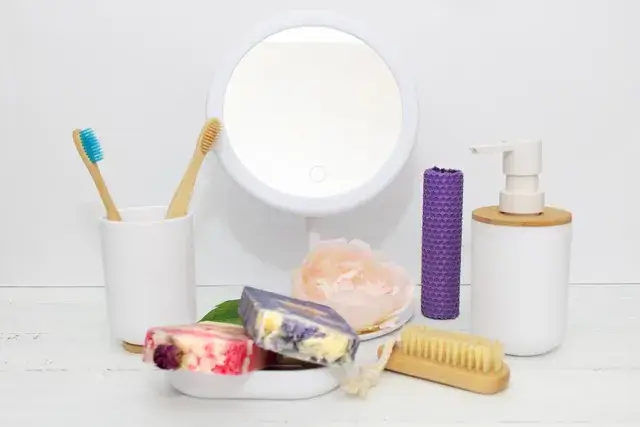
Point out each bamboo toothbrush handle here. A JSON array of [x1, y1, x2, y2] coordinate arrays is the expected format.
[[89, 165, 122, 221], [72, 130, 122, 221], [165, 150, 205, 219]]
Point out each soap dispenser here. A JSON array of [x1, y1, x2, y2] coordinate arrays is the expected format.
[[469, 140, 572, 356]]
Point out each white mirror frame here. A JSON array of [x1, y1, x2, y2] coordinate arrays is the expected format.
[[206, 10, 419, 217]]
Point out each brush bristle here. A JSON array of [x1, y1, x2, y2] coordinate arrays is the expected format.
[[78, 128, 103, 163], [398, 325, 504, 373], [199, 118, 222, 155]]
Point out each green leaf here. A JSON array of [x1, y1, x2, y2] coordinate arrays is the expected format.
[[199, 299, 242, 325]]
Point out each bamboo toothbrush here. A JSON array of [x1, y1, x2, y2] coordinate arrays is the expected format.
[[73, 128, 122, 221], [165, 118, 222, 219], [377, 325, 510, 394]]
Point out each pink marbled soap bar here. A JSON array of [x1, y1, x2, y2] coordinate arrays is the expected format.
[[143, 322, 267, 375]]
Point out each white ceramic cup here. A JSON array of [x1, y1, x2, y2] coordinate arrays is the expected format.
[[99, 206, 197, 348]]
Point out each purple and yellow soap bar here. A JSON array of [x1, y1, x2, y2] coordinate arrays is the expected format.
[[239, 286, 359, 366]]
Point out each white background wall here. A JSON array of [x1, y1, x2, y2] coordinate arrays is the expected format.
[[1, 0, 638, 289]]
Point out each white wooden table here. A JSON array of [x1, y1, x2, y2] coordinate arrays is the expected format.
[[0, 284, 637, 426]]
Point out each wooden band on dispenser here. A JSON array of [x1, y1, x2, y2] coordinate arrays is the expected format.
[[472, 206, 572, 227]]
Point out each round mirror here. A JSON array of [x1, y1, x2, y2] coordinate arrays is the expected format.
[[207, 12, 418, 216]]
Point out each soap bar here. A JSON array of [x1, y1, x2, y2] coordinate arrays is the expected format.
[[239, 286, 359, 366], [143, 321, 267, 375]]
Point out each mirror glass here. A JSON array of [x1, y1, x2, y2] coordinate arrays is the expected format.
[[223, 26, 403, 199]]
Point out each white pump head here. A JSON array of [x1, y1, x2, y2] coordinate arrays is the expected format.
[[470, 140, 545, 215]]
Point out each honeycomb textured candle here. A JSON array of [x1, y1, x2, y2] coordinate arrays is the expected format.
[[239, 286, 359, 366], [421, 167, 464, 320], [142, 322, 267, 375]]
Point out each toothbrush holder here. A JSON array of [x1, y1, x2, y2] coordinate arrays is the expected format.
[[99, 206, 197, 353]]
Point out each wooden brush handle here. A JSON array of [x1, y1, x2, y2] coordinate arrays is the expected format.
[[89, 165, 122, 221], [72, 130, 121, 221], [377, 345, 510, 395], [165, 149, 205, 219]]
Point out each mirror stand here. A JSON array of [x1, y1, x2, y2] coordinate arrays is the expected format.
[[305, 217, 322, 250], [205, 10, 419, 343]]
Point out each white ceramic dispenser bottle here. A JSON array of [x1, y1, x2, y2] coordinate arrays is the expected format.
[[469, 140, 572, 356]]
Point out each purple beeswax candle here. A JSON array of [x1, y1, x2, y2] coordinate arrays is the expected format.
[[421, 167, 464, 320]]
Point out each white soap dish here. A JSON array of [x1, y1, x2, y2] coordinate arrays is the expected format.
[[167, 366, 341, 400]]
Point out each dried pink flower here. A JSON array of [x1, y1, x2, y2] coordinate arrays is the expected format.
[[292, 239, 413, 332]]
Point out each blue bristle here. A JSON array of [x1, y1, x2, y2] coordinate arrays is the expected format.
[[78, 128, 104, 163]]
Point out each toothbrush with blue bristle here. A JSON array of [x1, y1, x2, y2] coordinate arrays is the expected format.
[[73, 128, 122, 221]]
